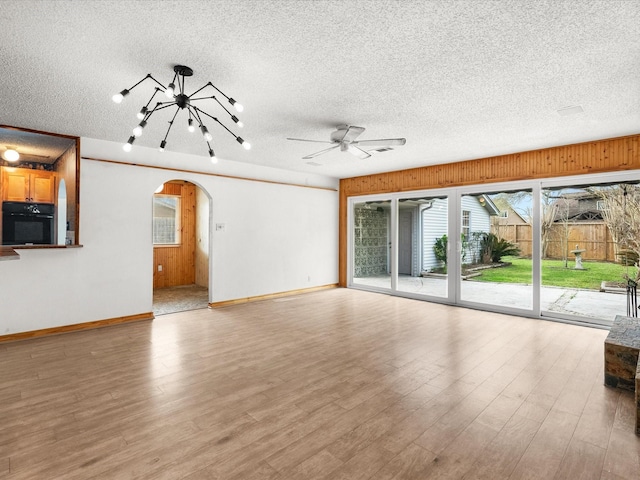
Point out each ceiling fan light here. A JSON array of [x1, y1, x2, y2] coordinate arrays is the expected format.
[[112, 89, 129, 103], [3, 149, 19, 162], [229, 98, 243, 112]]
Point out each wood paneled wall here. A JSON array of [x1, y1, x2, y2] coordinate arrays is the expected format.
[[55, 144, 78, 244], [339, 134, 640, 285], [153, 181, 197, 289]]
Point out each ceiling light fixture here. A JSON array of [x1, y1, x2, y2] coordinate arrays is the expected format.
[[112, 65, 250, 158], [2, 148, 20, 162]]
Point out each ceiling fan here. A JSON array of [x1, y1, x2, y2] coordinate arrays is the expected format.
[[287, 125, 406, 160]]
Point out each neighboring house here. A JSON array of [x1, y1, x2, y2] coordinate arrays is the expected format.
[[420, 194, 499, 272], [490, 197, 529, 227], [551, 191, 603, 222]]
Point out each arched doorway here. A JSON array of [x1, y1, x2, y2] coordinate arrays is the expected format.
[[151, 180, 211, 315]]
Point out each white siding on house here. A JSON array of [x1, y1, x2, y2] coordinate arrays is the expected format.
[[421, 196, 493, 272], [461, 195, 492, 263], [422, 198, 448, 272]]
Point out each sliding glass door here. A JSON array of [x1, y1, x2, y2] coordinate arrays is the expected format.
[[458, 188, 534, 312], [352, 199, 392, 290], [348, 171, 640, 327], [396, 194, 449, 299], [540, 180, 640, 326]]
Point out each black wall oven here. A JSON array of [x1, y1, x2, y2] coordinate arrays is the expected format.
[[2, 202, 55, 245]]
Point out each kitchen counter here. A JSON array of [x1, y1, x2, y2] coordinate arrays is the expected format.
[[0, 247, 20, 261], [0, 244, 83, 261]]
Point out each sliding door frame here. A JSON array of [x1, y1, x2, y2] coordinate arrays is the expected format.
[[347, 170, 640, 327]]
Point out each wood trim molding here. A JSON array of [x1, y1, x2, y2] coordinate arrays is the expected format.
[[0, 312, 154, 344], [82, 156, 338, 192], [209, 284, 339, 308]]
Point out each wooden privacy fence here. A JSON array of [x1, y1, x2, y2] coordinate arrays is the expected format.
[[492, 222, 619, 261]]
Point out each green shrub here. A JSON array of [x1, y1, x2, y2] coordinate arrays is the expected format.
[[433, 234, 448, 271], [480, 233, 520, 263]]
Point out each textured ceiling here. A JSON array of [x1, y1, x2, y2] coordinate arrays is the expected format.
[[1, 0, 639, 179]]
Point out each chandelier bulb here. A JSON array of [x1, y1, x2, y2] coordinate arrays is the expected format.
[[201, 125, 213, 142], [112, 89, 129, 104], [159, 140, 166, 152], [229, 98, 243, 112], [209, 148, 217, 163], [231, 115, 243, 128], [236, 137, 251, 150], [137, 107, 148, 120], [123, 136, 135, 152], [188, 118, 195, 133], [165, 83, 175, 98], [133, 120, 147, 138]]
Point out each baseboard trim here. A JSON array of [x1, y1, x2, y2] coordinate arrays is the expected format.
[[0, 312, 154, 344], [209, 284, 339, 308]]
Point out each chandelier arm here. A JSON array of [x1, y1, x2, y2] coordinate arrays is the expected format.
[[142, 88, 162, 109], [161, 108, 181, 143], [124, 73, 153, 92], [210, 95, 237, 119], [193, 106, 237, 139], [149, 102, 181, 114], [207, 82, 232, 102], [188, 105, 205, 127], [147, 74, 168, 91], [188, 82, 212, 99], [189, 95, 216, 102]]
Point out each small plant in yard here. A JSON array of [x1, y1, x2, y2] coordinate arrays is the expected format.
[[479, 233, 520, 263], [433, 234, 448, 273]]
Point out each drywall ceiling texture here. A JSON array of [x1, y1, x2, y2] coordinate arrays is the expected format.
[[2, 0, 640, 179]]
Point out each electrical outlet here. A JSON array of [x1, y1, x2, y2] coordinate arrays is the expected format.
[[158, 265, 163, 272]]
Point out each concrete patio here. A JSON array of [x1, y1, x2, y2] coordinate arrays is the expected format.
[[353, 275, 631, 324]]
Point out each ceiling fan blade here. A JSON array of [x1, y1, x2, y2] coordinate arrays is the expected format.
[[339, 126, 365, 143], [347, 145, 371, 159], [302, 145, 340, 159], [286, 137, 334, 144], [353, 138, 406, 147]]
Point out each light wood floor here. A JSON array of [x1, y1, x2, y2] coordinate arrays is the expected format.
[[1, 288, 638, 479]]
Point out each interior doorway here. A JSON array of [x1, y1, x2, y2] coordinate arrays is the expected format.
[[151, 180, 211, 316]]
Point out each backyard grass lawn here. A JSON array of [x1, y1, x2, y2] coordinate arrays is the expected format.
[[473, 256, 632, 290]]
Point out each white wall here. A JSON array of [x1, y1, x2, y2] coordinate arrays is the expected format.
[[0, 139, 339, 335]]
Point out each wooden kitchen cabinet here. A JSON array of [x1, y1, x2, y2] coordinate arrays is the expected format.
[[1, 167, 57, 203]]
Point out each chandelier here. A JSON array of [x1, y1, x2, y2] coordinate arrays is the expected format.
[[112, 65, 249, 163]]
